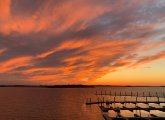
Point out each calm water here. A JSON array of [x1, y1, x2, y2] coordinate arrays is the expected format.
[[0, 87, 164, 120]]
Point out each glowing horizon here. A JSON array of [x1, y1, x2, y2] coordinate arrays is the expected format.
[[0, 0, 165, 85]]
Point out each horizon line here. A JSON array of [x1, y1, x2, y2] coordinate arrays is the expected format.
[[0, 84, 164, 87]]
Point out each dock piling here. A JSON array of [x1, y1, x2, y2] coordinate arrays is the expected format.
[[146, 96, 147, 103], [114, 96, 116, 103], [124, 97, 126, 107], [156, 92, 158, 98], [97, 97, 99, 103], [157, 96, 160, 103], [143, 92, 144, 97], [136, 96, 138, 106]]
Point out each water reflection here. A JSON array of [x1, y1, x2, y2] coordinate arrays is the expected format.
[[0, 87, 164, 120]]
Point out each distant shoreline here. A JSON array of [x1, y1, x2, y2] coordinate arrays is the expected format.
[[0, 85, 164, 88]]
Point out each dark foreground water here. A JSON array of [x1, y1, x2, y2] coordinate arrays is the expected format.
[[0, 87, 164, 120]]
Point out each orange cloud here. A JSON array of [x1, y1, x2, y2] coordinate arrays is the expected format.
[[0, 48, 8, 54], [0, 0, 110, 35], [0, 0, 10, 20], [0, 56, 33, 73]]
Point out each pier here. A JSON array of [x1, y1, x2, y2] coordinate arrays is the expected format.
[[86, 91, 165, 120]]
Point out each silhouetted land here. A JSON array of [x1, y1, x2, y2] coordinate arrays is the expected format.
[[0, 85, 94, 88], [0, 85, 164, 88]]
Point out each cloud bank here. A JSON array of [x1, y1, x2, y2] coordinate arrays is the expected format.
[[0, 0, 165, 84]]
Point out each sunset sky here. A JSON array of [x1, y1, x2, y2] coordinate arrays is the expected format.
[[0, 0, 165, 85]]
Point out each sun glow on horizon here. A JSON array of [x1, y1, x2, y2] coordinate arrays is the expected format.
[[94, 60, 165, 86]]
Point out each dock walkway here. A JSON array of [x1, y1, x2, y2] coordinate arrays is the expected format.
[[86, 91, 165, 120]]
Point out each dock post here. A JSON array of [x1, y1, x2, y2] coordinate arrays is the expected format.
[[114, 96, 116, 107], [146, 96, 147, 103], [157, 96, 160, 103], [156, 92, 158, 98], [101, 91, 102, 96], [156, 92, 160, 105], [98, 97, 100, 106], [146, 96, 149, 107], [105, 91, 106, 95], [124, 97, 126, 107], [101, 98, 102, 107], [136, 96, 138, 107], [149, 92, 151, 97], [163, 92, 165, 106], [98, 97, 99, 102], [147, 97, 150, 108], [149, 110, 151, 117], [163, 92, 165, 104]]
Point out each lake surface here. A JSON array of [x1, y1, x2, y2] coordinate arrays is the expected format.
[[0, 87, 164, 120]]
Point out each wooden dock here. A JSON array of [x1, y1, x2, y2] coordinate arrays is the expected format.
[[103, 113, 165, 120], [86, 101, 165, 105], [100, 106, 165, 112], [86, 91, 165, 120]]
